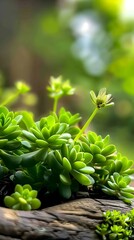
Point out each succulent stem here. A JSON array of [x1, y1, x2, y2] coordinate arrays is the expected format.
[[0, 92, 19, 107], [74, 107, 99, 142], [53, 97, 59, 113]]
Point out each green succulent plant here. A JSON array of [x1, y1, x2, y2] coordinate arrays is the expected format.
[[0, 106, 22, 143], [4, 184, 41, 210], [77, 131, 134, 203], [22, 107, 81, 151], [96, 209, 134, 240], [0, 75, 133, 212], [45, 142, 94, 198], [0, 106, 23, 176], [102, 172, 134, 204]]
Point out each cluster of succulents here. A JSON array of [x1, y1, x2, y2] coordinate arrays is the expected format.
[[102, 172, 134, 204], [78, 131, 134, 203], [45, 142, 95, 198], [96, 209, 134, 240], [0, 76, 134, 211], [0, 106, 22, 179]]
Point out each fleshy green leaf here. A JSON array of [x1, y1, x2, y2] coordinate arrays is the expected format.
[[71, 170, 93, 186], [60, 172, 71, 185], [63, 157, 72, 172]]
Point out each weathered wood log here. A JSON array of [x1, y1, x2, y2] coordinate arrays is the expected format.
[[0, 198, 133, 240]]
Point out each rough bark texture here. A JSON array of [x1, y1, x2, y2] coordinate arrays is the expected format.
[[0, 198, 134, 240]]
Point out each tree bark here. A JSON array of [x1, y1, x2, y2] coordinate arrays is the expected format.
[[0, 197, 133, 240]]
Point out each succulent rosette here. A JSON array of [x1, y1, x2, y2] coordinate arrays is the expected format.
[[4, 184, 41, 210]]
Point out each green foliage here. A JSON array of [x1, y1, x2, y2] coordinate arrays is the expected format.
[[0, 106, 22, 140], [0, 106, 22, 153], [0, 76, 134, 211], [102, 173, 134, 204], [4, 184, 41, 210], [96, 209, 134, 240], [45, 142, 94, 198], [22, 109, 81, 151], [79, 131, 134, 204]]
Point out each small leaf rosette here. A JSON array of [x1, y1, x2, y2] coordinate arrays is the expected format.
[[22, 109, 81, 151], [4, 184, 41, 210], [80, 131, 117, 184], [102, 172, 134, 204], [80, 131, 116, 166], [0, 106, 22, 150]]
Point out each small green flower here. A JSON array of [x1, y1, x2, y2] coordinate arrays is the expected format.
[[15, 81, 30, 94], [74, 88, 114, 142], [47, 76, 75, 112], [90, 88, 114, 109], [47, 76, 75, 98]]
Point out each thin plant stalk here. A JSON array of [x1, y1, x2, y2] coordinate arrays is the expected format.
[[74, 107, 99, 142], [53, 97, 59, 113], [0, 92, 20, 107]]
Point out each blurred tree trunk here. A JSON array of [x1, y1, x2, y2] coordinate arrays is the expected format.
[[0, 0, 59, 115]]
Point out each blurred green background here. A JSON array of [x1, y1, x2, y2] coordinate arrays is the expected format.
[[0, 0, 134, 159]]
